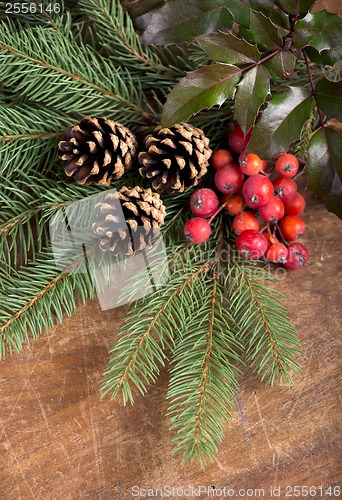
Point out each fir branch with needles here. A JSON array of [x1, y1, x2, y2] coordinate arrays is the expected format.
[[0, 247, 95, 357], [0, 19, 150, 124]]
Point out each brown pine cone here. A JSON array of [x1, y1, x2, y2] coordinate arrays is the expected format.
[[58, 117, 138, 186], [93, 186, 166, 255], [138, 122, 212, 194]]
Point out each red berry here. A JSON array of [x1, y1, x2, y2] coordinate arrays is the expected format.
[[279, 215, 306, 241], [214, 164, 244, 195], [239, 153, 263, 176], [265, 242, 288, 264], [260, 159, 268, 172], [284, 242, 309, 269], [273, 176, 297, 203], [259, 196, 285, 222], [228, 124, 252, 154], [275, 153, 299, 178], [242, 174, 274, 209], [184, 218, 211, 244], [211, 149, 233, 170], [222, 193, 245, 215], [284, 192, 305, 215], [236, 230, 268, 260], [190, 188, 219, 218], [232, 211, 260, 235]]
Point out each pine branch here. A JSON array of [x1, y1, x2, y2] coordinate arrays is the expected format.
[[100, 245, 211, 405], [167, 228, 243, 467], [78, 0, 168, 72], [0, 205, 46, 269], [0, 20, 151, 125], [229, 262, 301, 385], [0, 176, 108, 268], [0, 103, 69, 177], [0, 247, 95, 357]]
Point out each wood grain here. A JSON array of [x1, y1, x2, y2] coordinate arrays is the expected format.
[[0, 179, 341, 499]]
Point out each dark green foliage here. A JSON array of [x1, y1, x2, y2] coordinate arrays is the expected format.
[[137, 0, 342, 217], [306, 127, 342, 218]]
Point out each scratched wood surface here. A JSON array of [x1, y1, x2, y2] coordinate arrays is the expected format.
[[1, 177, 341, 499]]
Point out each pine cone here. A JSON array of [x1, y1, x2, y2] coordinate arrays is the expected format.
[[93, 186, 166, 255], [58, 117, 138, 186], [138, 122, 212, 194]]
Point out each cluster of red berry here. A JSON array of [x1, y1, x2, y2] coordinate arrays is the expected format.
[[184, 125, 309, 270]]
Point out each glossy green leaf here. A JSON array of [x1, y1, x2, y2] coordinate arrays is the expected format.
[[234, 66, 270, 134], [249, 10, 286, 50], [161, 64, 241, 127], [127, 0, 164, 21], [305, 46, 342, 67], [293, 11, 342, 52], [246, 86, 313, 157], [315, 78, 342, 122], [136, 0, 234, 45], [197, 31, 261, 65], [224, 0, 251, 28], [276, 0, 316, 15], [264, 50, 297, 79], [250, 0, 291, 29], [306, 127, 342, 218]]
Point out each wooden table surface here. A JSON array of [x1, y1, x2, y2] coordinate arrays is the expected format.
[[1, 178, 341, 499]]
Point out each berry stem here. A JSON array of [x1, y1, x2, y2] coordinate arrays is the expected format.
[[208, 203, 227, 224], [275, 222, 287, 245], [302, 48, 325, 129]]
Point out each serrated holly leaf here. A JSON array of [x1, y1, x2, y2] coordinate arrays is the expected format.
[[305, 46, 342, 67], [161, 64, 241, 127], [264, 50, 296, 79], [197, 31, 261, 65], [276, 0, 316, 15], [306, 127, 342, 218], [246, 86, 313, 157], [249, 10, 287, 50], [136, 0, 234, 45], [315, 78, 342, 122], [250, 0, 291, 29], [234, 66, 270, 134], [224, 0, 251, 28], [293, 11, 342, 53]]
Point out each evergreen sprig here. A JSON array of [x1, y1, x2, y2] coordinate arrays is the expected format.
[[229, 263, 301, 385], [0, 19, 148, 124], [77, 0, 170, 72], [0, 247, 95, 357]]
